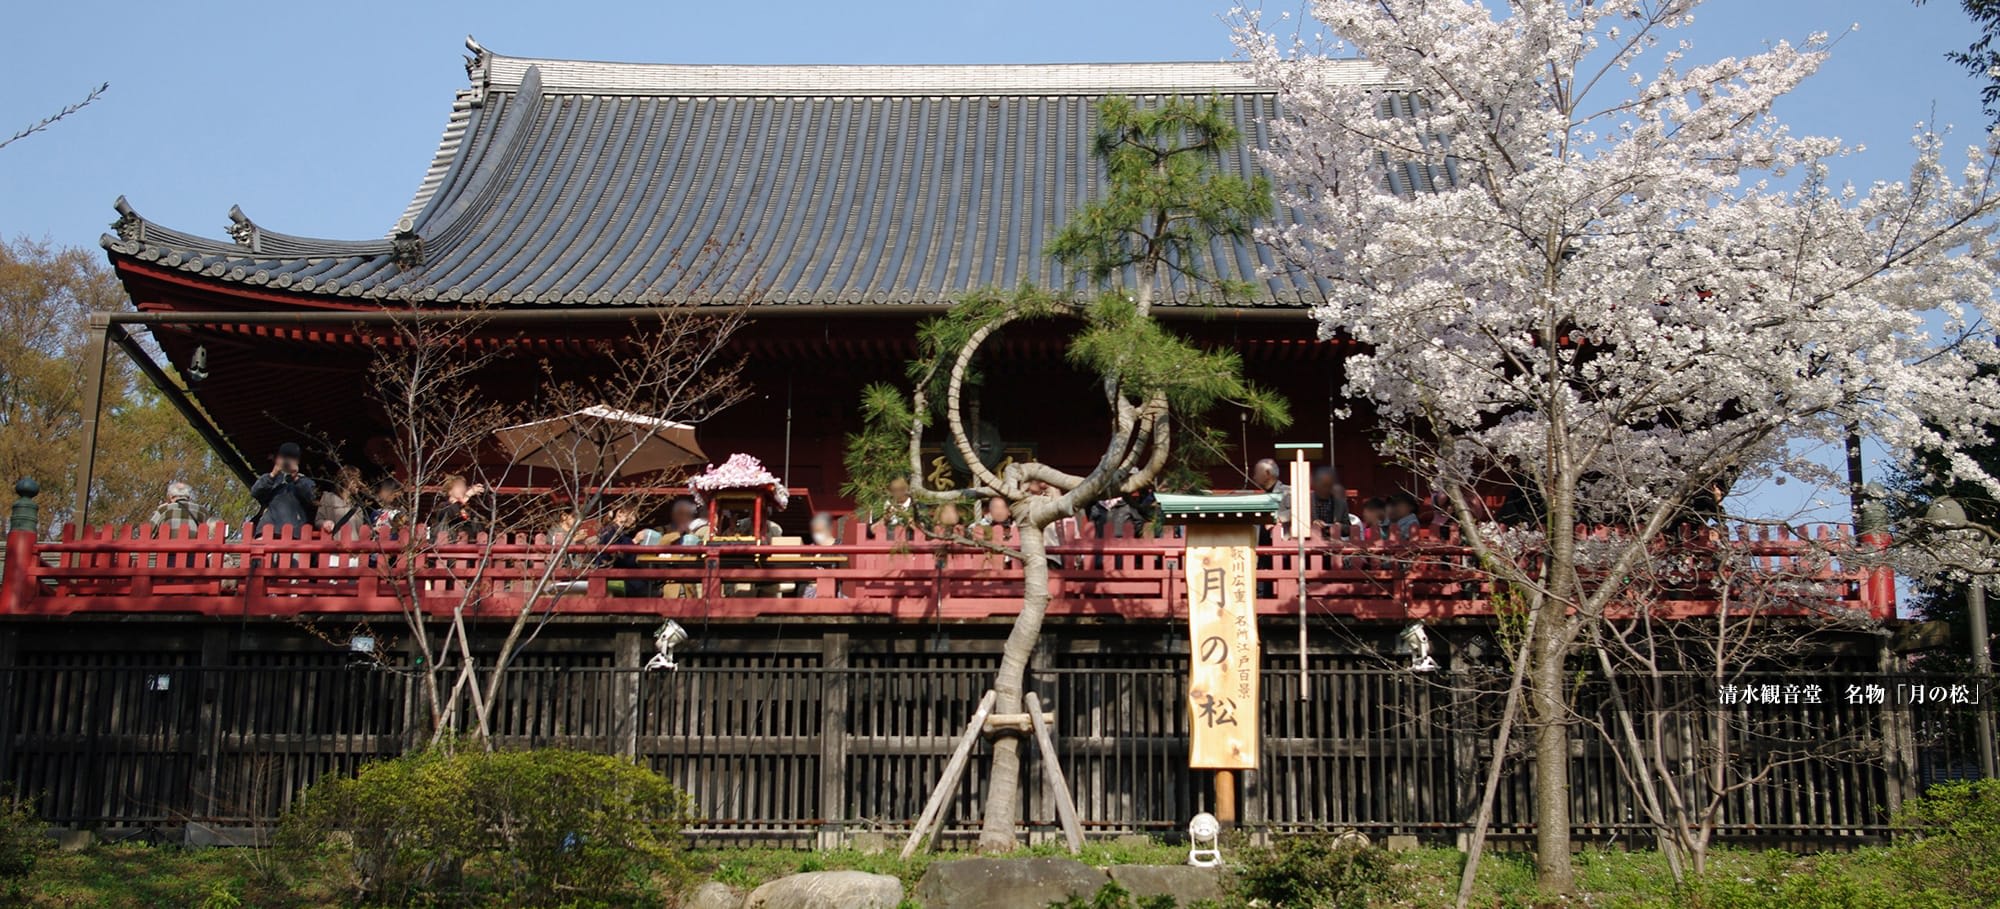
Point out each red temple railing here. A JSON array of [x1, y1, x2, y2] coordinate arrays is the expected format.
[[0, 520, 1893, 621]]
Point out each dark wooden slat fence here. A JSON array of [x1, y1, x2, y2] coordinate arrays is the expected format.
[[0, 648, 1989, 848]]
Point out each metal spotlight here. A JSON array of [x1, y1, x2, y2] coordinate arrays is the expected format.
[[1187, 812, 1222, 867], [645, 620, 690, 671], [1396, 623, 1438, 673]]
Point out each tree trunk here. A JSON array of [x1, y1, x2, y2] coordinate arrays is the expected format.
[[978, 520, 1052, 851], [1531, 494, 1577, 892], [1529, 634, 1573, 892]]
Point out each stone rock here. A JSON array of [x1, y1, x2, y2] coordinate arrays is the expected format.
[[745, 870, 903, 909], [1384, 834, 1421, 852], [687, 881, 746, 909], [850, 831, 890, 854], [1107, 865, 1226, 904], [915, 857, 1109, 909], [1111, 833, 1156, 851], [52, 829, 91, 852]]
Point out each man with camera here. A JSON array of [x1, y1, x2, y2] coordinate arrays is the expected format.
[[251, 442, 318, 532]]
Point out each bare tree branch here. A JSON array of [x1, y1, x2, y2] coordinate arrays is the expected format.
[[0, 83, 109, 153]]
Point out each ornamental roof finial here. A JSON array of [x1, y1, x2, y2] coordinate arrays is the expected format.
[[225, 205, 261, 254], [110, 196, 144, 243], [464, 35, 489, 82]]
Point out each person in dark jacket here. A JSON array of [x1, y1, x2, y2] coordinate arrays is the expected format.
[[428, 474, 489, 542], [595, 505, 656, 597], [250, 443, 317, 534]]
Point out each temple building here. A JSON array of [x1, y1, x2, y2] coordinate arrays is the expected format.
[[0, 41, 1911, 848], [93, 41, 1414, 512]]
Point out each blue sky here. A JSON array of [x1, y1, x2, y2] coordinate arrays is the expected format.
[[0, 0, 1988, 520]]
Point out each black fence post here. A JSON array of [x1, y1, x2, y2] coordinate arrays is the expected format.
[[614, 631, 642, 758], [819, 633, 850, 850], [186, 626, 228, 842], [0, 626, 15, 790], [1448, 646, 1480, 851], [1879, 644, 1920, 814]]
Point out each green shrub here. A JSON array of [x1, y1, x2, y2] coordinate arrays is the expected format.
[[276, 746, 480, 903], [277, 746, 691, 906], [1887, 778, 2000, 907], [0, 783, 49, 882], [1683, 852, 1960, 909], [471, 747, 693, 904], [1231, 835, 1404, 909]]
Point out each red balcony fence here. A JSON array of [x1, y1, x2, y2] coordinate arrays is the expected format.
[[0, 517, 1894, 622]]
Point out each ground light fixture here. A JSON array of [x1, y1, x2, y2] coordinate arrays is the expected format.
[[1396, 622, 1438, 672], [1187, 812, 1222, 867], [646, 619, 690, 671]]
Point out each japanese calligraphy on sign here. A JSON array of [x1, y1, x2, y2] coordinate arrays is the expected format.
[[1185, 524, 1259, 769]]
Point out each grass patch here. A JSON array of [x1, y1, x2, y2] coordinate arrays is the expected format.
[[8, 843, 311, 909], [689, 837, 1186, 891], [9, 827, 1990, 908]]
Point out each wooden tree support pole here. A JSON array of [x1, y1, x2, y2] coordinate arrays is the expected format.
[[1024, 692, 1082, 855], [902, 689, 996, 860], [1214, 770, 1237, 826]]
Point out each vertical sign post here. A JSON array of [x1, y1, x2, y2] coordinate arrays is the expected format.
[[1276, 442, 1322, 702], [1158, 491, 1280, 828]]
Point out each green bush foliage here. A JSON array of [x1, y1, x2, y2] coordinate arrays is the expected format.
[[1230, 835, 1404, 909], [470, 748, 691, 903], [0, 784, 49, 882], [1889, 778, 2000, 902], [277, 746, 691, 907]]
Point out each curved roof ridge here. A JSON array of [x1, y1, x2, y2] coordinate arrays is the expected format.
[[476, 52, 1387, 97], [390, 89, 480, 237]]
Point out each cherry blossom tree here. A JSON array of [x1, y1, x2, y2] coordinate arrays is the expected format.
[[1238, 0, 2000, 893]]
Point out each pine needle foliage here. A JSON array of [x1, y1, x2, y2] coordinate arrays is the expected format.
[[1046, 95, 1274, 295], [842, 96, 1286, 509]]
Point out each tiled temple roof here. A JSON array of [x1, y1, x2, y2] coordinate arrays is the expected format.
[[103, 39, 1423, 309]]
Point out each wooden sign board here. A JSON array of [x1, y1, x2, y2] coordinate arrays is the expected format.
[[1185, 523, 1259, 770]]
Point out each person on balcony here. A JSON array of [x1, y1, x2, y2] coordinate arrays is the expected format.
[[929, 502, 964, 537], [1387, 492, 1422, 540], [250, 443, 318, 535], [659, 497, 699, 545], [547, 510, 587, 558], [428, 475, 488, 542], [809, 512, 840, 547], [977, 495, 1014, 529], [596, 505, 657, 597], [1357, 497, 1390, 541], [801, 512, 841, 599], [1310, 466, 1352, 539], [870, 475, 922, 533], [371, 479, 407, 534], [147, 481, 215, 569], [148, 481, 214, 533], [1095, 487, 1158, 539], [1251, 458, 1288, 503], [315, 467, 374, 537]]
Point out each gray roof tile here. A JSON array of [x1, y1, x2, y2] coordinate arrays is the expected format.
[[103, 43, 1400, 309]]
